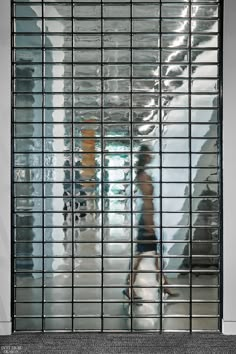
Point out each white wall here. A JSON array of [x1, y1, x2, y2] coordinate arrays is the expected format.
[[0, 0, 11, 335], [0, 0, 235, 335], [222, 0, 236, 335]]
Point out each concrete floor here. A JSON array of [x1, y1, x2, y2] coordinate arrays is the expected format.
[[15, 215, 220, 332]]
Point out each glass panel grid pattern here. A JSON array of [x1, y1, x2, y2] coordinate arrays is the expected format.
[[12, 0, 223, 333]]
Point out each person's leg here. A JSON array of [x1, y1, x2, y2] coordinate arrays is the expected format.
[[155, 254, 175, 296], [124, 254, 143, 299]]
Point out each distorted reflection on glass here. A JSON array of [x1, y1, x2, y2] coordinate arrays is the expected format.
[[123, 144, 177, 301]]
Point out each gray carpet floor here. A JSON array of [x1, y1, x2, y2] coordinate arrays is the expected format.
[[0, 334, 236, 354]]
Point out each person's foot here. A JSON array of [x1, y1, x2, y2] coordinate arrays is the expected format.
[[122, 288, 142, 301], [163, 287, 179, 297]]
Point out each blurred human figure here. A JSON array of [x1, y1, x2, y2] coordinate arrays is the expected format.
[[123, 144, 176, 300]]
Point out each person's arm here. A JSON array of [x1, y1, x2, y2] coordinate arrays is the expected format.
[[138, 172, 155, 235]]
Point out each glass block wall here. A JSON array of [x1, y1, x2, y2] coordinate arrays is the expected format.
[[12, 0, 223, 332]]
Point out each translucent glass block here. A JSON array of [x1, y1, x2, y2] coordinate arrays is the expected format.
[[163, 318, 190, 331], [192, 168, 219, 183], [191, 50, 218, 63], [192, 5, 218, 18], [163, 213, 190, 227], [192, 153, 218, 168], [133, 34, 160, 48], [162, 183, 189, 197], [15, 318, 42, 332], [45, 35, 71, 48], [104, 34, 130, 48], [15, 197, 42, 212], [74, 19, 101, 33], [45, 64, 72, 78], [191, 109, 218, 123], [161, 65, 189, 78], [191, 65, 218, 78], [45, 79, 72, 93], [14, 123, 41, 138], [44, 288, 72, 302], [15, 19, 42, 33], [74, 303, 101, 317], [15, 242, 42, 258], [103, 65, 131, 78], [104, 124, 130, 137], [74, 287, 101, 301], [74, 5, 101, 18], [192, 183, 218, 197], [74, 34, 100, 48], [103, 49, 131, 63], [104, 79, 130, 93], [133, 4, 160, 18], [44, 19, 72, 33], [162, 168, 189, 182], [44, 318, 72, 331], [44, 4, 71, 17], [45, 49, 72, 63], [191, 79, 218, 93], [14, 153, 42, 168], [133, 49, 160, 63], [162, 4, 189, 18], [14, 168, 42, 182], [103, 109, 130, 122], [74, 139, 101, 153], [192, 124, 218, 138], [15, 256, 42, 273], [161, 49, 188, 63], [163, 153, 189, 167], [74, 49, 101, 63], [15, 303, 42, 317], [104, 19, 130, 32], [15, 5, 42, 17], [162, 138, 189, 153], [15, 63, 42, 78], [191, 94, 218, 108], [163, 124, 189, 138], [44, 303, 72, 317], [162, 34, 189, 48], [74, 109, 101, 122], [162, 19, 189, 33], [163, 228, 190, 242], [133, 64, 160, 78], [162, 79, 188, 93], [133, 19, 159, 33], [74, 153, 101, 166], [14, 93, 42, 108], [45, 94, 72, 108], [74, 64, 101, 78], [163, 198, 189, 212], [104, 5, 130, 17], [74, 94, 101, 108], [14, 48, 42, 63], [132, 109, 159, 123], [104, 94, 130, 108], [74, 318, 101, 331], [192, 20, 218, 33], [192, 34, 218, 48], [133, 79, 156, 92], [192, 318, 219, 331]]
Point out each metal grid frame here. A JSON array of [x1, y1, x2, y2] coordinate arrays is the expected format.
[[11, 0, 223, 333]]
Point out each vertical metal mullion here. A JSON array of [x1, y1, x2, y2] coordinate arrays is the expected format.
[[218, 0, 224, 333], [11, 0, 15, 333], [189, 0, 193, 334], [159, 0, 163, 334], [71, 0, 74, 332], [130, 0, 133, 332], [101, 0, 104, 333], [42, 0, 45, 333]]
